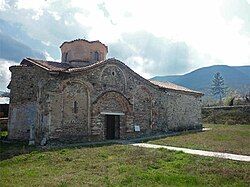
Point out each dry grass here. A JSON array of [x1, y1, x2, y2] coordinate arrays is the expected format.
[[149, 124, 250, 155]]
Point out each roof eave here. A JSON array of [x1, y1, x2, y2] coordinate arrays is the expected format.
[[157, 86, 203, 96], [25, 58, 50, 71], [60, 39, 108, 52]]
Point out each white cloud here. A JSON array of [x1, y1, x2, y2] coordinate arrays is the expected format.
[[16, 0, 50, 20], [1, 0, 249, 77], [44, 51, 55, 61], [69, 0, 250, 69], [125, 56, 153, 79], [0, 97, 9, 104], [16, 0, 49, 11], [31, 10, 44, 20], [0, 59, 16, 91], [0, 0, 9, 10], [48, 11, 61, 21], [42, 41, 51, 46]]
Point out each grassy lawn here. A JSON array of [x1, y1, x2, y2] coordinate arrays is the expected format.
[[0, 143, 249, 186], [149, 124, 250, 155]]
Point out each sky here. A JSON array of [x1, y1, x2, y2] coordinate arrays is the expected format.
[[0, 0, 250, 94]]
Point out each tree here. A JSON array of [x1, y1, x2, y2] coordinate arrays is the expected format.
[[211, 72, 227, 103], [0, 91, 10, 98], [224, 89, 238, 106]]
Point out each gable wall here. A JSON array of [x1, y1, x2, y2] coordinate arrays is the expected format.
[[8, 66, 50, 141]]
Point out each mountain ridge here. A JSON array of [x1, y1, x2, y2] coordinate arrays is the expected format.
[[151, 65, 250, 95]]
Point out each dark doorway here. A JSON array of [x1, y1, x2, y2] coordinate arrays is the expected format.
[[106, 115, 120, 140]]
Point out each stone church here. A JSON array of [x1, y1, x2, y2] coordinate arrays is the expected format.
[[7, 39, 203, 145]]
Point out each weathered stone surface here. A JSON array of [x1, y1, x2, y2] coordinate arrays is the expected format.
[[8, 101, 37, 140], [7, 39, 203, 145]]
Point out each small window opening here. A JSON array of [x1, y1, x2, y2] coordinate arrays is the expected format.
[[65, 52, 68, 62], [94, 51, 99, 61], [73, 101, 78, 113], [112, 71, 115, 76]]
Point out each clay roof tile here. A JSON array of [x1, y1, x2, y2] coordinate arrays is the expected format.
[[150, 80, 203, 95]]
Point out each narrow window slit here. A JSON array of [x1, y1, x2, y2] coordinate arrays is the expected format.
[[73, 101, 78, 113]]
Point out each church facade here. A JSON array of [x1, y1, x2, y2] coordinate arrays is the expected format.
[[7, 39, 203, 145]]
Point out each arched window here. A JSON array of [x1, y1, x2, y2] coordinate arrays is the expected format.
[[94, 51, 99, 61]]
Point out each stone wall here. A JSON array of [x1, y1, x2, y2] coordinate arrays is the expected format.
[[202, 105, 250, 124], [166, 92, 202, 131], [8, 59, 202, 144], [8, 65, 49, 141], [8, 102, 37, 140]]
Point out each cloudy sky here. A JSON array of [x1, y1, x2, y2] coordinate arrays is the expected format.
[[0, 0, 250, 92]]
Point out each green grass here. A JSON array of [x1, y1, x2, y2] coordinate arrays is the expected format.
[[1, 124, 250, 186], [0, 144, 249, 186], [0, 131, 8, 137], [149, 124, 250, 155]]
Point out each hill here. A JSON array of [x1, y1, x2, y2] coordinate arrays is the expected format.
[[0, 32, 45, 62], [0, 18, 57, 62], [151, 65, 250, 95]]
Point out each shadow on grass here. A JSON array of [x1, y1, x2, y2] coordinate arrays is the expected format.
[[0, 128, 205, 161], [0, 140, 118, 161]]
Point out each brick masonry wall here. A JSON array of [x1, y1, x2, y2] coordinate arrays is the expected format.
[[8, 59, 202, 144], [61, 40, 107, 63]]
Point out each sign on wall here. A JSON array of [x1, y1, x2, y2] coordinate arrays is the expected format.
[[134, 125, 140, 132]]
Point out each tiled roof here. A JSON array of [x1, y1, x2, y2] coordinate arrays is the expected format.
[[150, 80, 203, 95], [22, 58, 109, 72], [23, 58, 113, 73], [22, 58, 72, 71], [60, 39, 108, 51]]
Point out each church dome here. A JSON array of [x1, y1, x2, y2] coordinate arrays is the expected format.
[[60, 39, 108, 67]]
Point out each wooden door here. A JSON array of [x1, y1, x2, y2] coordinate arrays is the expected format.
[[106, 115, 120, 139]]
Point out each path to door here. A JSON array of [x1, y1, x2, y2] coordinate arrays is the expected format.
[[131, 143, 250, 162]]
